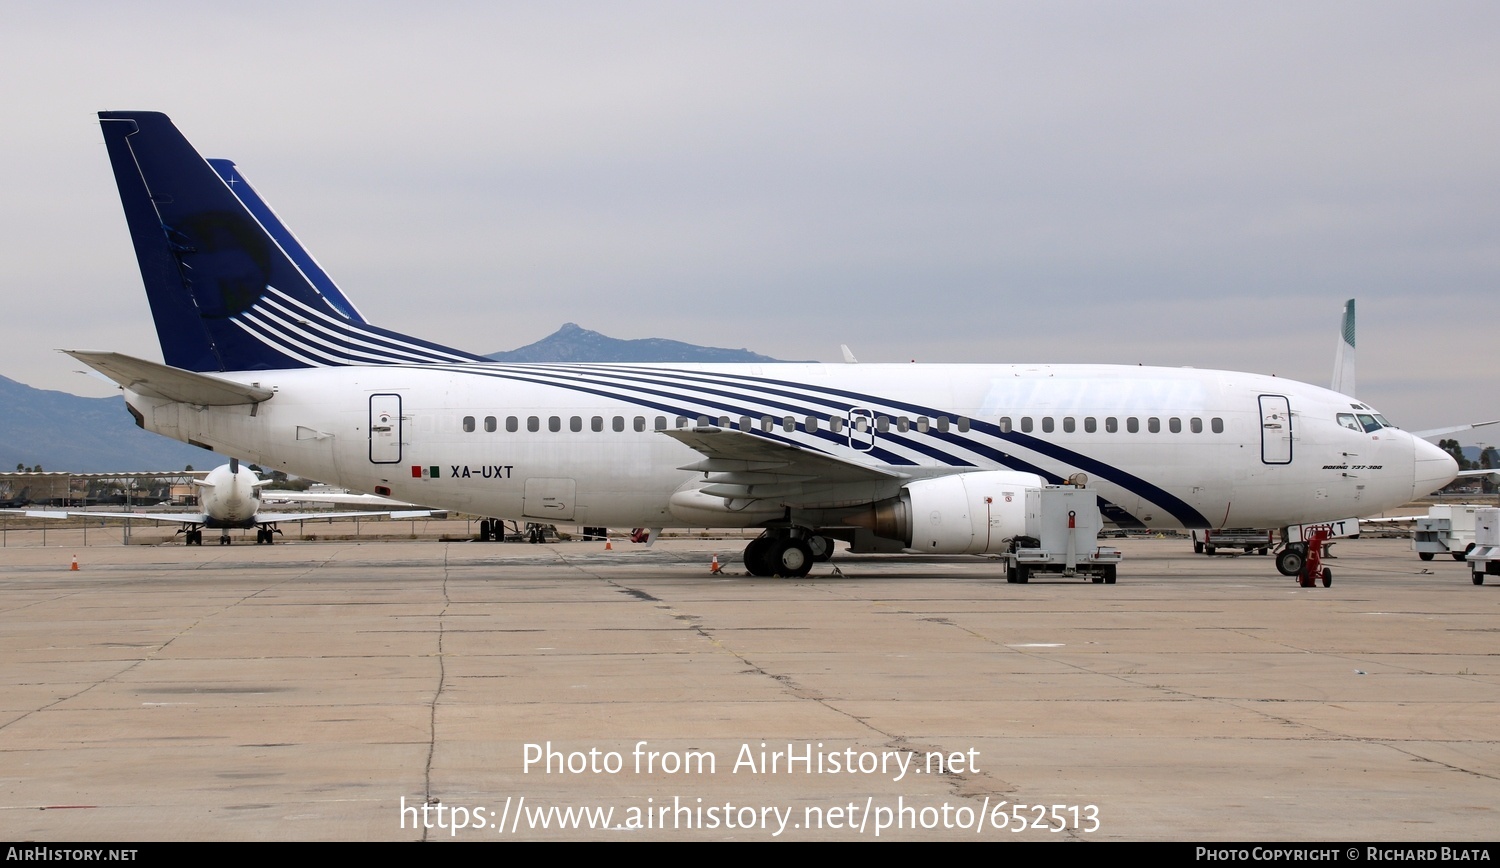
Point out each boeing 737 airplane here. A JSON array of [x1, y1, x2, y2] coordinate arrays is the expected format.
[[17, 459, 440, 545], [73, 111, 1459, 576]]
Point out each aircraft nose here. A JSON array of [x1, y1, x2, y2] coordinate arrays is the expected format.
[[1413, 436, 1459, 498]]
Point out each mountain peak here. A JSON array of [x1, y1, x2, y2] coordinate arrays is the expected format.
[[487, 324, 792, 364]]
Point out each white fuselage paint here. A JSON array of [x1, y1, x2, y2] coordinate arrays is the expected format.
[[195, 463, 263, 528], [128, 362, 1456, 532]]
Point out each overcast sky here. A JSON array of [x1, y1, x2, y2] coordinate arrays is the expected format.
[[3, 1, 1497, 434]]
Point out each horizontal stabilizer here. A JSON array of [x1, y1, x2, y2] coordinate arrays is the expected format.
[[64, 351, 274, 406]]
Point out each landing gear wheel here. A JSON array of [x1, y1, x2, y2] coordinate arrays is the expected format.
[[219, 534, 231, 546], [743, 537, 773, 577], [1276, 546, 1305, 577], [1321, 568, 1332, 587], [770, 538, 813, 578], [808, 536, 835, 562], [1419, 552, 1435, 562]]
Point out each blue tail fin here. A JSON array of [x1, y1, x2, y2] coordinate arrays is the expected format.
[[98, 111, 488, 372]]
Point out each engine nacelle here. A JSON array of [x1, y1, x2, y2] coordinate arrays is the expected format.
[[847, 470, 1043, 554]]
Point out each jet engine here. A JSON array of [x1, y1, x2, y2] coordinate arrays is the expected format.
[[844, 470, 1044, 554]]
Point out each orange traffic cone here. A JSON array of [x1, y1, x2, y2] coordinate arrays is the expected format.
[[604, 538, 613, 551], [70, 554, 79, 571], [710, 554, 722, 575]]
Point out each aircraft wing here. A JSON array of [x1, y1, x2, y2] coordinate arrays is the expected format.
[[1411, 420, 1500, 440], [663, 426, 904, 503], [1456, 468, 1500, 480], [11, 509, 209, 525], [260, 490, 428, 508], [256, 509, 444, 523]]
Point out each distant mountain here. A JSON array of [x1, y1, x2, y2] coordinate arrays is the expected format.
[[488, 322, 793, 363], [0, 375, 226, 473]]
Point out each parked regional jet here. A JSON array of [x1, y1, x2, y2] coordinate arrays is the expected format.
[[17, 459, 440, 545], [74, 111, 1459, 576]]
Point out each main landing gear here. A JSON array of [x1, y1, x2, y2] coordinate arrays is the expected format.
[[741, 531, 835, 578]]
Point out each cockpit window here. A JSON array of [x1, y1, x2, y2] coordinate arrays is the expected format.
[[1374, 414, 1395, 428], [1356, 413, 1381, 433], [1336, 413, 1361, 432]]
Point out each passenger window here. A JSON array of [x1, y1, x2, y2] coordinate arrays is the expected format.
[[1211, 417, 1224, 434], [697, 415, 711, 427], [1127, 417, 1139, 433], [957, 417, 970, 433], [739, 416, 751, 430], [506, 416, 519, 433], [591, 416, 604, 432], [484, 416, 496, 433], [1169, 417, 1181, 434], [805, 416, 819, 433], [829, 417, 843, 434], [570, 416, 583, 432], [549, 416, 562, 433], [1042, 417, 1055, 433], [999, 417, 1012, 433], [761, 416, 775, 433], [633, 416, 646, 432], [1191, 417, 1203, 434], [718, 416, 730, 428], [1021, 417, 1033, 433], [937, 417, 950, 433], [1148, 417, 1161, 433], [897, 416, 909, 433], [1105, 417, 1118, 433], [654, 416, 666, 431], [527, 416, 540, 432], [462, 416, 475, 433], [676, 416, 690, 429], [916, 416, 929, 433], [1084, 417, 1097, 433], [876, 416, 890, 433], [612, 416, 624, 432], [1063, 417, 1076, 433], [783, 417, 796, 432]]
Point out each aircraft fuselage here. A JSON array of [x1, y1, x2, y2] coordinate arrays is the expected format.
[[123, 361, 1454, 536]]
